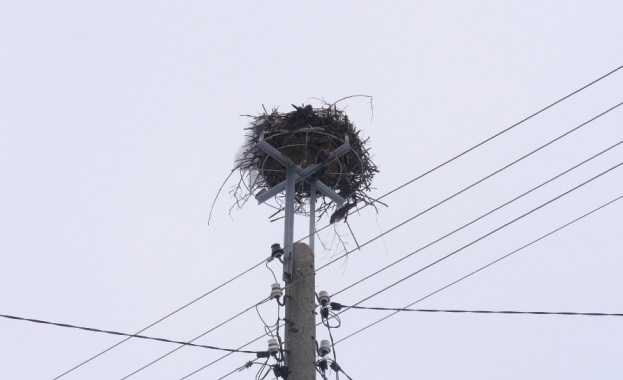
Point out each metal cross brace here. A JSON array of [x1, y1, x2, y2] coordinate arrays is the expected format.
[[255, 134, 350, 281]]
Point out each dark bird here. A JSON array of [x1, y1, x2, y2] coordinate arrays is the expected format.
[[329, 202, 357, 224], [288, 104, 318, 129]]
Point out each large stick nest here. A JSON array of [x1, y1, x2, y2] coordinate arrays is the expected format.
[[232, 104, 378, 219]]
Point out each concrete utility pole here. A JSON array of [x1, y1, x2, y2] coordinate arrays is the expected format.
[[284, 242, 316, 379]]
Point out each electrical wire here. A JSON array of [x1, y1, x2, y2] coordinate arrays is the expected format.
[[163, 65, 623, 380], [121, 256, 283, 380], [317, 100, 623, 272], [102, 64, 622, 379], [334, 304, 623, 317], [266, 261, 278, 283], [320, 306, 340, 380], [178, 331, 274, 380], [256, 303, 276, 339], [119, 297, 272, 379], [180, 150, 623, 379], [53, 258, 270, 379], [216, 360, 263, 380], [316, 364, 330, 380], [372, 66, 623, 204], [274, 301, 286, 368], [290, 64, 623, 247], [0, 314, 264, 354], [332, 138, 623, 297], [168, 297, 286, 379], [330, 159, 623, 319], [334, 192, 623, 345], [215, 299, 286, 380], [187, 117, 622, 379], [176, 308, 295, 379], [255, 358, 272, 380], [315, 357, 354, 380]]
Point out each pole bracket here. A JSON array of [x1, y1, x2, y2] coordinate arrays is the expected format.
[[255, 134, 350, 281]]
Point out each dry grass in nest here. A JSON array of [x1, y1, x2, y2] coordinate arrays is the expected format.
[[230, 103, 378, 219]]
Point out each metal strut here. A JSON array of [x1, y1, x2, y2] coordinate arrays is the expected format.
[[255, 134, 349, 281]]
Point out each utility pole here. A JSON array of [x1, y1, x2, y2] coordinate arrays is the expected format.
[[284, 242, 316, 379], [245, 106, 364, 378], [255, 133, 346, 378]]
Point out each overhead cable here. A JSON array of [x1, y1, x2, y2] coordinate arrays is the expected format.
[[332, 138, 623, 297], [333, 159, 623, 315], [318, 101, 623, 272], [158, 67, 623, 379], [0, 314, 264, 355], [334, 193, 623, 345], [296, 64, 623, 245], [190, 105, 623, 380], [208, 130, 623, 380], [53, 258, 269, 379], [119, 297, 272, 379], [157, 65, 623, 380], [334, 304, 623, 317], [178, 332, 272, 380]]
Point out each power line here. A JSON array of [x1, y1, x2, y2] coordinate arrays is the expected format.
[[227, 163, 623, 377], [334, 193, 623, 345], [332, 138, 623, 297], [334, 159, 623, 315], [118, 255, 284, 378], [118, 65, 623, 378], [119, 297, 272, 379], [216, 360, 264, 380], [122, 65, 623, 380], [52, 258, 269, 379], [0, 314, 265, 355], [178, 332, 272, 380], [180, 171, 623, 378], [186, 102, 623, 380], [182, 124, 623, 379], [297, 64, 623, 244], [317, 101, 623, 272], [177, 306, 296, 379], [372, 65, 623, 203], [179, 66, 623, 378], [333, 304, 623, 317], [125, 277, 281, 379]]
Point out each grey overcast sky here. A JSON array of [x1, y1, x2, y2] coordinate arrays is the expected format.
[[1, 2, 622, 379]]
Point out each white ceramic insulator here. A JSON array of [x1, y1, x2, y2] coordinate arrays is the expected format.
[[319, 339, 331, 356], [268, 338, 280, 354], [271, 283, 283, 299], [318, 290, 330, 305]]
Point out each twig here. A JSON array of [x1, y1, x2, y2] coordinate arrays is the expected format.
[[345, 220, 361, 251], [208, 168, 237, 225]]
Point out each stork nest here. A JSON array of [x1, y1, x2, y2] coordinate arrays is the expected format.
[[232, 104, 378, 219]]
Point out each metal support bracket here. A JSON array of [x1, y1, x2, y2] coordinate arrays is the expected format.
[[255, 135, 350, 281]]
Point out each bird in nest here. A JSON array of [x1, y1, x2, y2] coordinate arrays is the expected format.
[[329, 202, 357, 224], [287, 104, 318, 129]]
